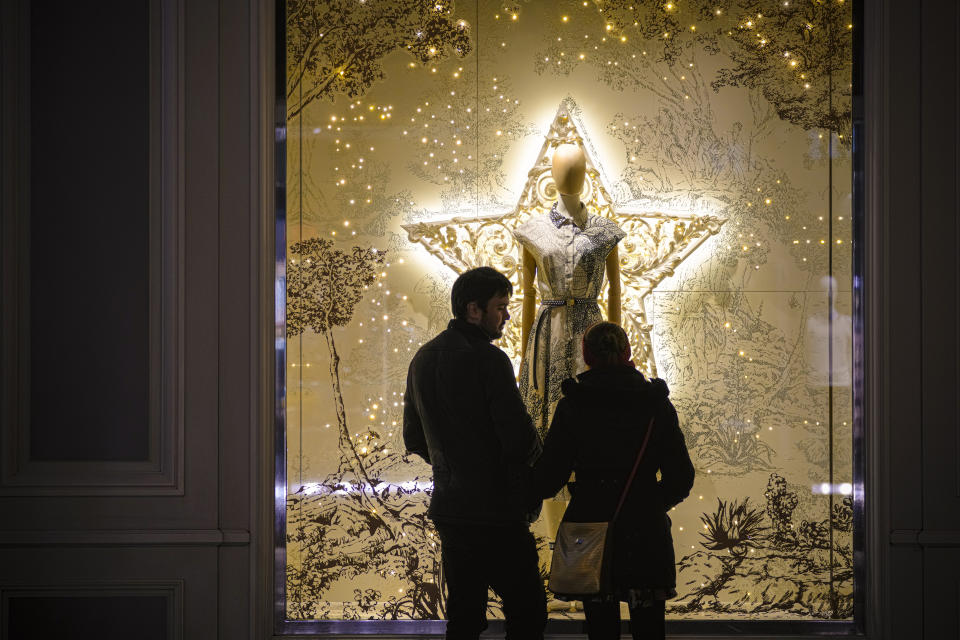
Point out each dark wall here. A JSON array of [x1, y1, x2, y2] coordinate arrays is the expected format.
[[0, 0, 259, 638], [28, 0, 151, 462], [876, 0, 960, 637], [0, 0, 957, 639], [7, 595, 168, 640]]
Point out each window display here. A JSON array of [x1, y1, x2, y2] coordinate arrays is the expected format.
[[282, 0, 855, 624]]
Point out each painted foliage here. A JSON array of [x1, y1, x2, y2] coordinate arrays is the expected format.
[[285, 0, 854, 621]]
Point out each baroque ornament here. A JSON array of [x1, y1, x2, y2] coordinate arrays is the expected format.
[[402, 97, 725, 376]]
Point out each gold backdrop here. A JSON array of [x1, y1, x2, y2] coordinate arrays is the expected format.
[[284, 0, 854, 621]]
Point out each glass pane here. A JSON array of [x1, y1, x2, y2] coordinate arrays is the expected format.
[[284, 0, 855, 622]]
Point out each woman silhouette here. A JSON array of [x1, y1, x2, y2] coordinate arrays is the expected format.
[[531, 322, 694, 640]]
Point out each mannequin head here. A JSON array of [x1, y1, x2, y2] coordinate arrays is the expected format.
[[551, 144, 586, 196]]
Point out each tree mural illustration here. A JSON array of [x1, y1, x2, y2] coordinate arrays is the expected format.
[[285, 442, 443, 620], [290, 134, 415, 237], [286, 0, 472, 119], [535, 2, 848, 280], [705, 0, 853, 143], [285, 238, 445, 619], [287, 238, 387, 488], [671, 473, 853, 618], [542, 0, 852, 141], [650, 267, 828, 477]]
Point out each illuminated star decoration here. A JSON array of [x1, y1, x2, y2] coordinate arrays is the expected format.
[[402, 97, 725, 376]]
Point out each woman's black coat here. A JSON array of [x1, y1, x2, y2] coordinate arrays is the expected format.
[[531, 365, 695, 592]]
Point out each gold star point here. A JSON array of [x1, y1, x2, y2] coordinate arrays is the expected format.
[[403, 98, 725, 375]]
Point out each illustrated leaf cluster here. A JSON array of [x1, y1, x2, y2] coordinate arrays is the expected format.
[[286, 237, 386, 337], [287, 0, 471, 118]]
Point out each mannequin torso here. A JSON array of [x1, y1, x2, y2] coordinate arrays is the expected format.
[[513, 145, 624, 436]]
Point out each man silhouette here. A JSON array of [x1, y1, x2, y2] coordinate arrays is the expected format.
[[404, 266, 546, 640]]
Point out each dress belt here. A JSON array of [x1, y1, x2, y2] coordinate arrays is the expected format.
[[541, 297, 596, 307], [531, 298, 597, 393]]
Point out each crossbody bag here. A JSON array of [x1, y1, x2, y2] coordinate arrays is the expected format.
[[547, 415, 655, 599]]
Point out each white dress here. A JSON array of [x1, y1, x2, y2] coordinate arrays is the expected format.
[[513, 202, 625, 436]]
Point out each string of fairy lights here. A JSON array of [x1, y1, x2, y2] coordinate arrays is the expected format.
[[287, 0, 855, 599], [297, 3, 850, 433], [310, 1, 851, 256]]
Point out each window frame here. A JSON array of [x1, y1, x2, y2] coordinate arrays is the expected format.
[[265, 0, 871, 635]]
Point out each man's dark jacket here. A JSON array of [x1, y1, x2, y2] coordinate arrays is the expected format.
[[531, 365, 695, 590], [404, 319, 542, 526]]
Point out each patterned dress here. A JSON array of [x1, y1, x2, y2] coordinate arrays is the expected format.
[[514, 202, 626, 437]]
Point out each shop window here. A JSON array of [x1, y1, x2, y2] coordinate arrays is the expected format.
[[278, 0, 859, 631]]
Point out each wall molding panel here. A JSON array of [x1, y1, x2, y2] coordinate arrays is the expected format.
[[0, 0, 186, 497], [0, 529, 250, 547], [1, 581, 183, 640], [889, 529, 960, 547], [920, 0, 960, 533]]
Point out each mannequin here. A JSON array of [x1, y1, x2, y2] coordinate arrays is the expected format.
[[514, 143, 624, 437]]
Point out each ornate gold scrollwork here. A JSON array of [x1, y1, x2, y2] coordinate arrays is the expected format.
[[403, 98, 726, 377]]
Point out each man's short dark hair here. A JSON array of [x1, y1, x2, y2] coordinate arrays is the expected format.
[[451, 267, 513, 319], [582, 321, 631, 368]]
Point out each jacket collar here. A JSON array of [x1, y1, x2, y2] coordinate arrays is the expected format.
[[448, 318, 494, 343]]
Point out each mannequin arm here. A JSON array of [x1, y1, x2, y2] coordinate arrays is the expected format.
[[520, 248, 537, 360], [605, 245, 622, 325]]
